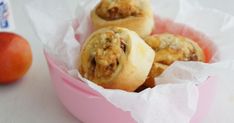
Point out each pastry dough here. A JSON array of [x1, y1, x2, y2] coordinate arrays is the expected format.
[[144, 33, 205, 87], [78, 27, 155, 92], [91, 0, 154, 37]]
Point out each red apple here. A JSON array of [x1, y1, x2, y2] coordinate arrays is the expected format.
[[0, 32, 32, 84]]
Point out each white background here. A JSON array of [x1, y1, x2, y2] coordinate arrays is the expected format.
[[0, 0, 234, 123]]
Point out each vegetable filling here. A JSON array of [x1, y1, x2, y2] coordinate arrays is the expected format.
[[96, 0, 142, 20], [86, 29, 128, 81]]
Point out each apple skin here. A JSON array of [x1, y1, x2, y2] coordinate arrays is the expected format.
[[0, 32, 32, 84]]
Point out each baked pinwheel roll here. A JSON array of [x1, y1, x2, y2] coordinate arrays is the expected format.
[[91, 0, 154, 37], [144, 33, 205, 87], [78, 27, 155, 92]]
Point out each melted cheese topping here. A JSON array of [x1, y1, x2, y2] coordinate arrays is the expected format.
[[82, 28, 129, 82], [145, 33, 205, 79], [96, 0, 142, 20]]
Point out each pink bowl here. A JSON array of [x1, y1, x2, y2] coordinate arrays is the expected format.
[[44, 52, 216, 123]]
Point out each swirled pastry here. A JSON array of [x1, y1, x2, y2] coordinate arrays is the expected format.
[[78, 27, 155, 92], [144, 33, 205, 87], [91, 0, 154, 37]]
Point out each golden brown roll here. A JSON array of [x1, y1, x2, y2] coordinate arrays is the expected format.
[[78, 27, 155, 92], [144, 33, 205, 87], [91, 0, 154, 37]]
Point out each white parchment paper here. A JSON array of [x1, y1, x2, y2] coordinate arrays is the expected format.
[[26, 0, 234, 123]]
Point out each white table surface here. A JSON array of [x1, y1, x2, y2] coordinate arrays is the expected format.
[[0, 0, 234, 123]]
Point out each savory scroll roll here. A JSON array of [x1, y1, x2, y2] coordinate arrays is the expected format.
[[91, 0, 154, 37], [78, 27, 155, 92], [144, 33, 205, 87]]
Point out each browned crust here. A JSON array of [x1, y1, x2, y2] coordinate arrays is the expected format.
[[78, 27, 155, 92], [144, 33, 205, 88], [91, 0, 154, 37]]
